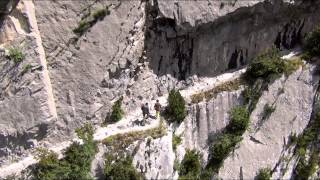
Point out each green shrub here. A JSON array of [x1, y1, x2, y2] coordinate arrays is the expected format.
[[304, 26, 320, 58], [295, 151, 319, 180], [104, 156, 142, 180], [8, 47, 24, 64], [32, 124, 97, 180], [167, 89, 186, 123], [256, 168, 272, 180], [245, 48, 283, 82], [173, 135, 182, 151], [242, 82, 264, 113], [92, 8, 110, 20], [293, 99, 320, 179], [173, 159, 181, 171], [202, 106, 249, 175], [210, 133, 242, 166], [261, 104, 275, 121], [73, 7, 110, 36], [75, 123, 94, 142], [21, 64, 32, 76], [283, 57, 304, 76], [73, 20, 91, 35], [245, 48, 302, 83], [33, 148, 68, 180], [179, 150, 201, 180], [110, 97, 124, 122], [227, 106, 250, 135]]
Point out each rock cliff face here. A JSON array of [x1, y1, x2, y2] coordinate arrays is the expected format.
[[145, 0, 320, 79], [219, 64, 318, 179], [177, 89, 243, 163], [0, 0, 320, 179]]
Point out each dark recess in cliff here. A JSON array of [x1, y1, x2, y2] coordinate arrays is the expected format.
[[143, 0, 320, 81]]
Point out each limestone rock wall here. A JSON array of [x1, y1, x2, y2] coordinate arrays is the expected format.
[[145, 0, 320, 80], [133, 131, 175, 179], [219, 64, 319, 179], [34, 0, 147, 129], [0, 0, 58, 165], [178, 90, 243, 163], [0, 0, 320, 178]]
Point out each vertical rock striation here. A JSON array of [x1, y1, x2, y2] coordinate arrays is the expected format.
[[145, 0, 320, 80], [219, 64, 319, 179]]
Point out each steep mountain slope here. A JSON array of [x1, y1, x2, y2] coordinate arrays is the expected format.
[[0, 0, 320, 179]]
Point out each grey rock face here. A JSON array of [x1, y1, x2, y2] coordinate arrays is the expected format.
[[34, 0, 147, 130], [0, 0, 320, 178], [145, 0, 320, 80], [133, 132, 175, 179], [180, 90, 243, 163], [0, 36, 53, 164], [219, 64, 319, 179]]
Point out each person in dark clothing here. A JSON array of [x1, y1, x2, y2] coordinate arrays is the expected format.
[[141, 103, 149, 120], [154, 100, 161, 118]]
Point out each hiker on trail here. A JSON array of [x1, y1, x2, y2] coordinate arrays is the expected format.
[[154, 100, 161, 118], [141, 103, 149, 120]]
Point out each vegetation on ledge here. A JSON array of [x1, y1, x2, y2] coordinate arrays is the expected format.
[[303, 26, 320, 59], [73, 7, 110, 36], [32, 124, 97, 180], [256, 167, 272, 180], [104, 155, 142, 180], [166, 89, 186, 123], [191, 78, 243, 104], [204, 106, 249, 174], [7, 47, 25, 64], [103, 120, 167, 151], [293, 99, 320, 179], [201, 47, 303, 178], [109, 97, 124, 123], [172, 135, 182, 151], [178, 150, 201, 180]]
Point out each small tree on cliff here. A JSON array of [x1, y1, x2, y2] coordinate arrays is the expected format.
[[110, 97, 124, 122], [167, 89, 186, 123]]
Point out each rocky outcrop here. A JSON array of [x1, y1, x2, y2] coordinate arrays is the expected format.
[[133, 132, 175, 179], [176, 89, 243, 164], [145, 0, 320, 80], [0, 0, 58, 165], [219, 64, 319, 179], [1, 0, 320, 178]]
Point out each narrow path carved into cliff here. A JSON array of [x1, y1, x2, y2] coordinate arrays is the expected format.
[[0, 66, 247, 178]]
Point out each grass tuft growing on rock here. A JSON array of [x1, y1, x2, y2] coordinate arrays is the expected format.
[[8, 47, 24, 64], [191, 78, 243, 104], [103, 120, 167, 151], [20, 64, 32, 76], [261, 103, 275, 121], [172, 135, 182, 151], [73, 7, 110, 36]]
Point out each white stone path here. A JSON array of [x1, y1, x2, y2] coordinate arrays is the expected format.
[[0, 49, 302, 178], [0, 67, 246, 178]]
